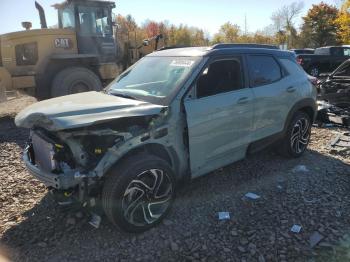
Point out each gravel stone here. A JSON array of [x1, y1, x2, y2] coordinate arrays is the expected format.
[[170, 242, 179, 252], [1, 99, 350, 261]]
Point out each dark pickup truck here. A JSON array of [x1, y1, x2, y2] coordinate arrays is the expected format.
[[297, 46, 350, 77]]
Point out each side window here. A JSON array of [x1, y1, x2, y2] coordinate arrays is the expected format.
[[60, 8, 76, 29], [196, 59, 243, 98], [248, 55, 282, 87], [332, 47, 343, 56], [78, 7, 111, 36], [279, 58, 306, 77]]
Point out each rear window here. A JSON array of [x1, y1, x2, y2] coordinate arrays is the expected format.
[[248, 55, 282, 87]]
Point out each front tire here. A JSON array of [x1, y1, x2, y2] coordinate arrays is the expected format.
[[277, 111, 311, 158], [51, 67, 102, 97], [102, 153, 176, 233]]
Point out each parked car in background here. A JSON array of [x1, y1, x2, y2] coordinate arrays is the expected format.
[[290, 49, 315, 55], [297, 46, 350, 77], [15, 44, 317, 232], [318, 58, 350, 107]]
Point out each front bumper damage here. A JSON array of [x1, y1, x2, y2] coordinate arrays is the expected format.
[[23, 140, 103, 210], [23, 146, 78, 189]]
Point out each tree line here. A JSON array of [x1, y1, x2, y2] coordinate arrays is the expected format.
[[116, 0, 350, 50]]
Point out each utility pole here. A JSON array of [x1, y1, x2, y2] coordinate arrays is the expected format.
[[244, 14, 248, 36]]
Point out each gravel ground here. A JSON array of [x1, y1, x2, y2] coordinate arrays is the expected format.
[[0, 96, 36, 119], [0, 110, 350, 261]]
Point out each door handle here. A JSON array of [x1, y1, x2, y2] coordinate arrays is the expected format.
[[237, 97, 249, 105], [287, 86, 296, 93]]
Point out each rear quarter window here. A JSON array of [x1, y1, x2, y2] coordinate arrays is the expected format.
[[248, 55, 282, 87], [279, 58, 306, 78]]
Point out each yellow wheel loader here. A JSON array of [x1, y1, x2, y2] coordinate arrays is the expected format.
[[0, 0, 164, 101]]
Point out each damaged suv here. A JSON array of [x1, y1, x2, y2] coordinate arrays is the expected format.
[[16, 44, 317, 232]]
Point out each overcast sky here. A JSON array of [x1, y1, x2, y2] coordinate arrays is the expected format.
[[0, 0, 338, 36]]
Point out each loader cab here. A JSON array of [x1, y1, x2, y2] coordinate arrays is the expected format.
[[56, 0, 116, 63]]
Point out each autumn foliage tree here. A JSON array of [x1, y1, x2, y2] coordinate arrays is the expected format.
[[300, 2, 340, 47], [336, 0, 350, 44], [212, 22, 240, 43]]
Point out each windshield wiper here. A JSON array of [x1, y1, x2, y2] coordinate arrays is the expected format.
[[109, 91, 137, 100]]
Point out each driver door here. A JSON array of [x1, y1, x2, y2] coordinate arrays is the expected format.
[[184, 57, 254, 178]]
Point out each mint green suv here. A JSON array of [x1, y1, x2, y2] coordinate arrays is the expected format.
[[16, 44, 317, 232]]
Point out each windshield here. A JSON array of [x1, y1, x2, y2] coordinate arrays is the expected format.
[[107, 56, 201, 105]]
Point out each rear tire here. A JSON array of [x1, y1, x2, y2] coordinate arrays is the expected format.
[[309, 66, 320, 77], [277, 111, 311, 158], [102, 153, 176, 233], [51, 67, 102, 97]]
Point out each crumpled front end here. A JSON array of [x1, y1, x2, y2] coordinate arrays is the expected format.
[[21, 108, 172, 211]]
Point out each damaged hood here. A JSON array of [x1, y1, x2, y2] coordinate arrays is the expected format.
[[15, 92, 166, 131]]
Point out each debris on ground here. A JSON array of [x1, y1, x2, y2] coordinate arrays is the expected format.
[[290, 225, 302, 233], [1, 112, 350, 261], [0, 95, 36, 118], [316, 101, 350, 128], [329, 132, 350, 155], [310, 231, 325, 248], [244, 192, 261, 200], [88, 213, 101, 229], [292, 165, 310, 173], [218, 212, 230, 220]]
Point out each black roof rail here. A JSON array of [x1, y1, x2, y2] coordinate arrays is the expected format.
[[211, 43, 279, 50], [158, 45, 191, 51]]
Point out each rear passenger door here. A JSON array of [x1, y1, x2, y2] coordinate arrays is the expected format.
[[248, 55, 300, 141], [184, 57, 254, 178]]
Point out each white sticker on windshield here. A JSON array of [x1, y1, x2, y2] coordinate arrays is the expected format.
[[170, 60, 195, 67]]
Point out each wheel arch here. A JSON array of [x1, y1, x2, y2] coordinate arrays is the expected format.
[[283, 98, 317, 133], [106, 142, 181, 180]]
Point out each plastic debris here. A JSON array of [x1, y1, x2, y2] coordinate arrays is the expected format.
[[336, 210, 342, 217], [303, 197, 317, 204], [218, 212, 230, 220], [310, 231, 324, 248], [291, 224, 302, 233], [89, 213, 102, 229], [292, 165, 309, 173], [244, 192, 261, 200]]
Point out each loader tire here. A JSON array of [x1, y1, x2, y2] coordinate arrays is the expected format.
[[51, 67, 102, 97]]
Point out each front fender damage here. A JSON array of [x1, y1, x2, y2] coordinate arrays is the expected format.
[[52, 107, 171, 187]]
